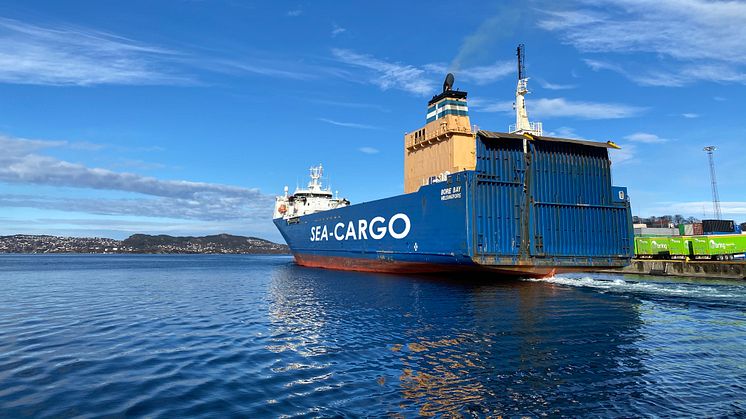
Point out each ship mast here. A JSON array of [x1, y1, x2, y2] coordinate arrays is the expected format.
[[308, 164, 324, 192], [510, 44, 542, 136]]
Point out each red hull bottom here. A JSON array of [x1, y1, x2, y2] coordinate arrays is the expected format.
[[293, 253, 560, 279]]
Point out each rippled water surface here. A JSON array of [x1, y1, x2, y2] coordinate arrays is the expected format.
[[1, 255, 745, 417]]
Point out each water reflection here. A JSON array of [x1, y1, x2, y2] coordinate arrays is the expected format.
[[394, 337, 487, 416], [2, 256, 742, 417], [266, 266, 650, 416], [266, 265, 330, 357]]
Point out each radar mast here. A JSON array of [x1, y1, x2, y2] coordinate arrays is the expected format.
[[510, 44, 542, 136]]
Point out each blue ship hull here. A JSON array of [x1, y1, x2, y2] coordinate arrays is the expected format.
[[275, 133, 634, 277]]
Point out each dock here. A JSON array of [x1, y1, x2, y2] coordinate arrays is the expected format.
[[606, 259, 746, 280]]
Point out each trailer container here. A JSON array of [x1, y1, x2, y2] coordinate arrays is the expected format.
[[690, 234, 746, 260], [667, 236, 691, 259], [634, 236, 671, 258]]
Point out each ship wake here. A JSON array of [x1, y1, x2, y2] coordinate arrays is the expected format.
[[523, 275, 744, 303]]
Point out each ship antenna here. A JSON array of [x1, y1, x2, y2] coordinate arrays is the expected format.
[[517, 43, 525, 80], [443, 73, 455, 92], [509, 44, 542, 136]]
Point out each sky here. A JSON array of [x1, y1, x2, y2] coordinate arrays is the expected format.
[[0, 0, 744, 242]]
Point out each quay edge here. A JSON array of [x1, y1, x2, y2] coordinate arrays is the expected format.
[[599, 259, 746, 280]]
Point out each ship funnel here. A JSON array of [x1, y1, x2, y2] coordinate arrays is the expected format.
[[403, 74, 473, 194]]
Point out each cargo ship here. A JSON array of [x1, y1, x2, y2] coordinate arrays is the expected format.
[[273, 45, 634, 277]]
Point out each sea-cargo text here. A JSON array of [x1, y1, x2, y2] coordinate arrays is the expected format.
[[310, 214, 411, 241]]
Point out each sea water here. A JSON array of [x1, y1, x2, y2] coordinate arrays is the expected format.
[[1, 255, 744, 417]]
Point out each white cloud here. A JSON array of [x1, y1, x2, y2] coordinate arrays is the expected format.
[[585, 59, 746, 87], [537, 80, 577, 90], [0, 193, 272, 222], [468, 97, 514, 113], [539, 1, 746, 86], [358, 147, 379, 154], [544, 126, 586, 139], [0, 17, 353, 87], [307, 98, 390, 112], [682, 113, 699, 119], [111, 159, 167, 171], [0, 135, 272, 221], [454, 62, 514, 85], [531, 98, 644, 119], [584, 58, 685, 87], [0, 134, 134, 154], [423, 61, 515, 86], [0, 135, 66, 155], [331, 24, 346, 37], [583, 59, 622, 73], [609, 144, 638, 166], [209, 58, 322, 80], [331, 48, 434, 95], [332, 49, 515, 95], [540, 1, 746, 62], [624, 132, 670, 144], [317, 118, 378, 130], [0, 17, 188, 86], [469, 96, 643, 119]]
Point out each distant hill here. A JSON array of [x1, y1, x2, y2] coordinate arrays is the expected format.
[[0, 234, 289, 254], [122, 233, 288, 254]]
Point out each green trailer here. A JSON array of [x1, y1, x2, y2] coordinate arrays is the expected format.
[[690, 234, 746, 260], [667, 236, 692, 259], [634, 236, 672, 259]]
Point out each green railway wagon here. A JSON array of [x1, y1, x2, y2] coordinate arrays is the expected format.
[[667, 236, 691, 259], [634, 236, 671, 259], [690, 235, 746, 260]]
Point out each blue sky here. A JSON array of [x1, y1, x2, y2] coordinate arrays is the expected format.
[[0, 0, 744, 241]]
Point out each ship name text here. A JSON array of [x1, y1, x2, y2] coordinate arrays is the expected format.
[[310, 213, 411, 241], [440, 186, 462, 201]]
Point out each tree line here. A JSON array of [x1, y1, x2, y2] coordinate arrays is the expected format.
[[633, 215, 746, 231]]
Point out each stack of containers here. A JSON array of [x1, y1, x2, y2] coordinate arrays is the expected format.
[[677, 223, 706, 235], [678, 224, 695, 235], [702, 219, 736, 234]]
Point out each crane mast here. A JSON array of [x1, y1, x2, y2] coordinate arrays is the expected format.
[[509, 44, 542, 136], [703, 146, 722, 220]]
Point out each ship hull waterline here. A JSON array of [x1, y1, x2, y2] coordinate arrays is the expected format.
[[292, 253, 632, 278]]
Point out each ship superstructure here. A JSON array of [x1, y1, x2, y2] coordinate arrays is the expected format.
[[272, 45, 634, 277], [403, 74, 475, 194], [273, 164, 349, 219]]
